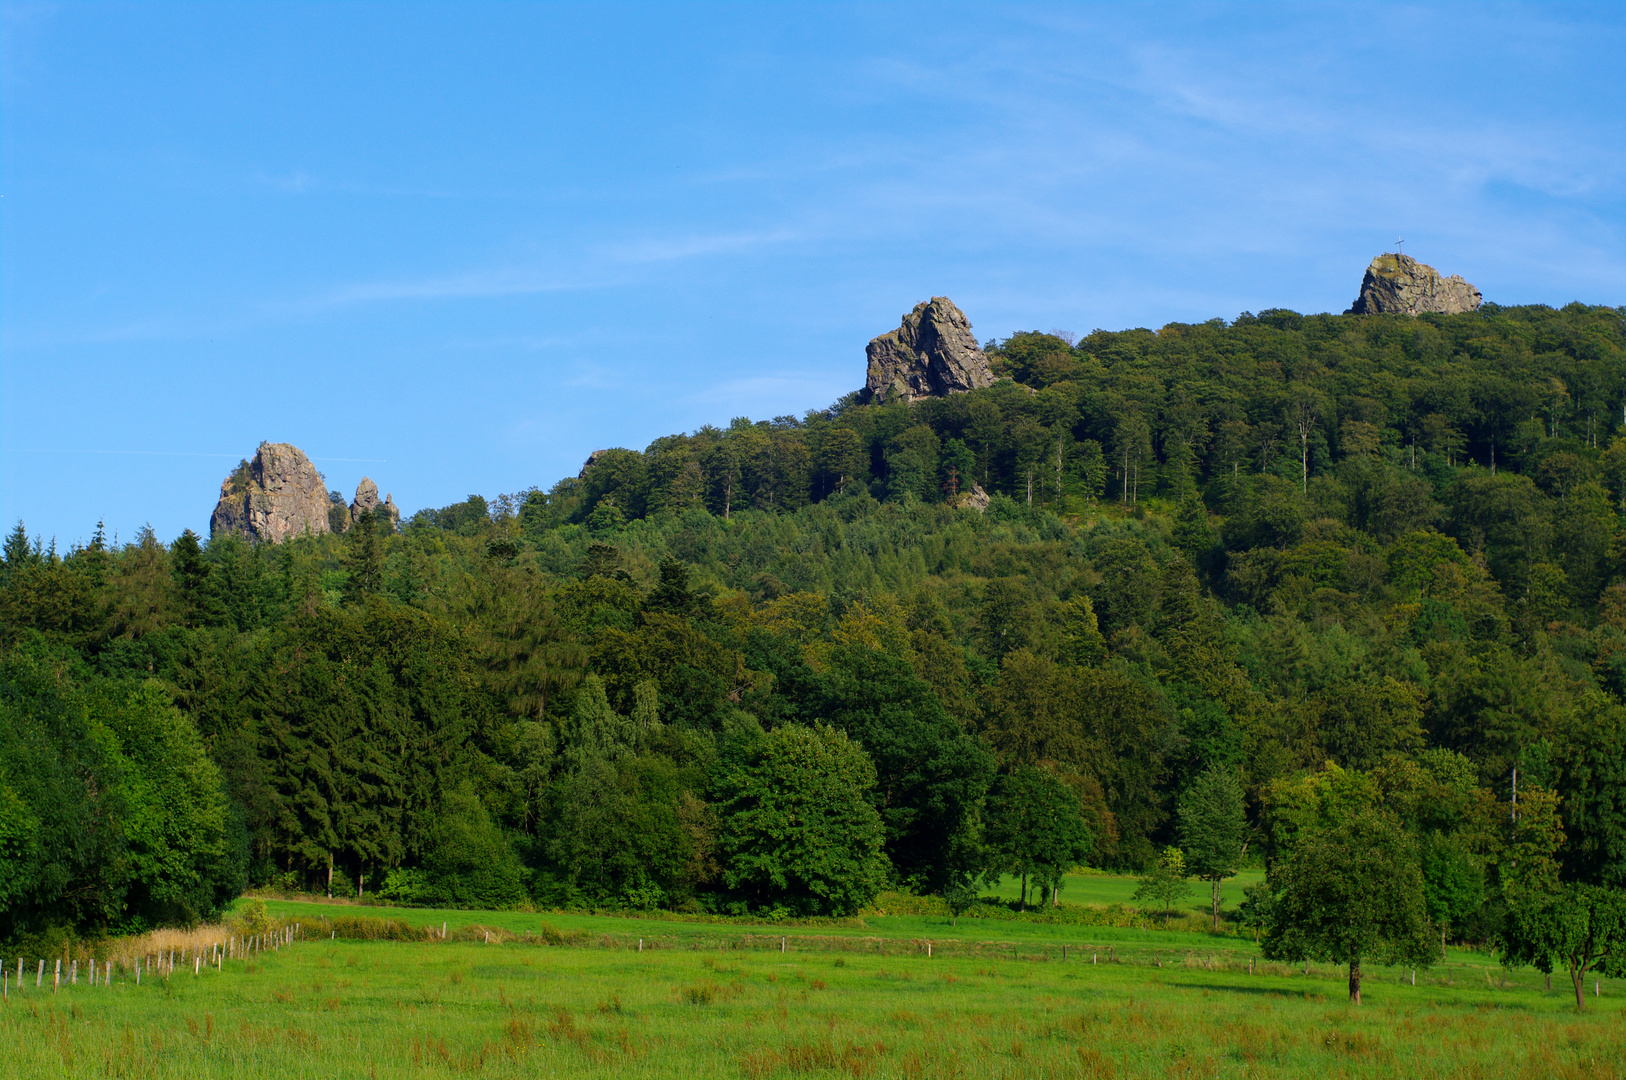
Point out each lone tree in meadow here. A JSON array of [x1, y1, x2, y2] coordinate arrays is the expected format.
[[1501, 884, 1626, 1011], [1178, 766, 1247, 930], [1134, 846, 1193, 924], [1262, 808, 1436, 1004]]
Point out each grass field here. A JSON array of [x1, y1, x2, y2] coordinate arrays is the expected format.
[[982, 869, 1267, 913], [4, 894, 1622, 1078]]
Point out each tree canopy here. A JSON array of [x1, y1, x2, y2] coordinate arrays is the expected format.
[[5, 302, 1626, 968]]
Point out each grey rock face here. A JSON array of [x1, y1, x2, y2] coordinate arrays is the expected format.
[[956, 483, 991, 513], [1347, 253, 1482, 316], [210, 442, 333, 543], [350, 477, 400, 531], [865, 297, 997, 404], [579, 450, 609, 479]]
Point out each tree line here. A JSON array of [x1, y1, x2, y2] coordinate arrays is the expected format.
[[3, 301, 1624, 1002]]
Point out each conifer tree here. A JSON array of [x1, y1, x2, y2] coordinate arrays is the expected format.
[[1178, 766, 1247, 930], [342, 510, 383, 603]]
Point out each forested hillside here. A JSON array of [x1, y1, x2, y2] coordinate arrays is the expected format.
[[5, 302, 1626, 953]]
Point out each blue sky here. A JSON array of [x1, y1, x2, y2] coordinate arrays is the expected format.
[[3, 2, 1623, 545]]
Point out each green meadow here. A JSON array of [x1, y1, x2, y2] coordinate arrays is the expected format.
[[981, 869, 1267, 912], [4, 896, 1620, 1079]]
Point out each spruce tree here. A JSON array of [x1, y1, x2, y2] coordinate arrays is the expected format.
[[1178, 766, 1248, 930], [342, 510, 383, 603]]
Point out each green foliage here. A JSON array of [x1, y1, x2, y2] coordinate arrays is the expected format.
[[1178, 766, 1247, 929], [1498, 882, 1626, 1010], [714, 723, 889, 916], [818, 642, 995, 891], [0, 646, 243, 940], [983, 765, 1093, 909], [417, 781, 528, 909], [8, 300, 1626, 941], [1261, 808, 1438, 1002], [342, 510, 384, 602], [1133, 847, 1193, 923]]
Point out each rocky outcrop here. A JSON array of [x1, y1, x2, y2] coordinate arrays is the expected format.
[[865, 297, 997, 404], [579, 450, 609, 479], [955, 483, 991, 513], [210, 442, 333, 543], [1347, 253, 1482, 316], [349, 477, 400, 531]]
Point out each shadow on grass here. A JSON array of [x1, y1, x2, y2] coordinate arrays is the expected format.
[[1173, 981, 1335, 998]]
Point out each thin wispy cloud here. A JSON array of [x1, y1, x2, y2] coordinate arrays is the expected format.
[[598, 228, 804, 265]]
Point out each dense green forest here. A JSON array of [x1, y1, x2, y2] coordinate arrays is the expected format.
[[4, 303, 1626, 988]]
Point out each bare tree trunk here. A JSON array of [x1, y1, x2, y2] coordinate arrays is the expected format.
[[1211, 879, 1221, 931], [1571, 964, 1586, 1011], [1349, 958, 1362, 1005]]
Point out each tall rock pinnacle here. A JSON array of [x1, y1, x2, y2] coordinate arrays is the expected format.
[[865, 297, 996, 404], [210, 442, 333, 543], [349, 477, 400, 531]]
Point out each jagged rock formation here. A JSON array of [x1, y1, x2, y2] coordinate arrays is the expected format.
[[349, 477, 400, 531], [1347, 253, 1482, 316], [579, 450, 609, 479], [865, 297, 996, 404], [955, 483, 990, 513], [210, 442, 333, 543]]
